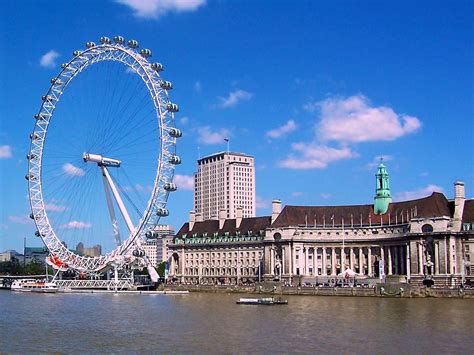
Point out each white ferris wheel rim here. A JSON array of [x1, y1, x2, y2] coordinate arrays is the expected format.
[[27, 38, 179, 272]]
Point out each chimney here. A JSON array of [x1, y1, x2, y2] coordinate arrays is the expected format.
[[219, 209, 227, 230], [189, 211, 196, 231], [453, 181, 465, 231], [272, 199, 282, 224], [236, 206, 243, 229], [455, 181, 465, 199]]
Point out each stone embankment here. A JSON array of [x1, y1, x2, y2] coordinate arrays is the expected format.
[[164, 282, 474, 298]]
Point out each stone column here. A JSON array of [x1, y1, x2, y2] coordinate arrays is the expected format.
[[448, 236, 454, 274], [341, 248, 346, 270], [181, 247, 185, 283], [270, 247, 275, 276], [311, 248, 315, 275], [434, 242, 440, 275], [406, 243, 411, 281], [380, 247, 385, 276], [331, 247, 336, 275], [282, 247, 285, 275], [418, 242, 424, 275], [368, 247, 372, 276], [289, 243, 293, 278], [387, 247, 393, 275], [359, 248, 364, 274], [444, 236, 448, 274], [350, 247, 354, 270], [322, 247, 327, 276], [393, 246, 399, 274], [400, 246, 405, 275]]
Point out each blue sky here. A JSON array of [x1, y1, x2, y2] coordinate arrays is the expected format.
[[0, 0, 472, 252]]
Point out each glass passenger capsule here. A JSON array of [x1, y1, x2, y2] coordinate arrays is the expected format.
[[156, 208, 170, 217], [151, 62, 164, 72], [166, 103, 179, 112], [168, 128, 182, 138], [114, 36, 125, 44], [168, 154, 181, 165]]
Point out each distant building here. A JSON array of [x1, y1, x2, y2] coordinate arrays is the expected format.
[[76, 242, 102, 257], [0, 250, 23, 263], [194, 151, 255, 221], [24, 246, 49, 264], [170, 163, 474, 287], [144, 225, 175, 266]]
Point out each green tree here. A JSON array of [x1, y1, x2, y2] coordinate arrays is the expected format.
[[156, 261, 166, 277]]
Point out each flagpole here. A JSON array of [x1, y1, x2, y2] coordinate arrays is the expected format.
[[224, 138, 230, 153]]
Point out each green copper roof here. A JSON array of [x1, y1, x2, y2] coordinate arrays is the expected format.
[[374, 162, 392, 214]]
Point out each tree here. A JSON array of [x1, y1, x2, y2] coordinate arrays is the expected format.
[[156, 261, 166, 277]]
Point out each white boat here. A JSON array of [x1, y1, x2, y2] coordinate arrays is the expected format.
[[236, 297, 288, 305], [11, 279, 58, 293]]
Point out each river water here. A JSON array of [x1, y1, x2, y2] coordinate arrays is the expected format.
[[0, 291, 473, 353]]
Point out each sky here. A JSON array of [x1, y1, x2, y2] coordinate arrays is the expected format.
[[0, 0, 472, 252]]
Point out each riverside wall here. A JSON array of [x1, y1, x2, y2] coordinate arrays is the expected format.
[[164, 282, 474, 298]]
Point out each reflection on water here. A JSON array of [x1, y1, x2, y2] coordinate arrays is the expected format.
[[1, 292, 473, 353]]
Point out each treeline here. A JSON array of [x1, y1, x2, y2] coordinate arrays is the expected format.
[[0, 260, 51, 275]]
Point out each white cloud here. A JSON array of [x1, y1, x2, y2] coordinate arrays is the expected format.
[[194, 81, 201, 92], [40, 50, 60, 69], [217, 90, 253, 108], [62, 163, 85, 177], [256, 196, 270, 209], [266, 120, 297, 139], [61, 221, 92, 229], [8, 215, 31, 225], [174, 174, 194, 190], [394, 184, 444, 201], [320, 193, 332, 199], [179, 116, 189, 125], [197, 126, 231, 145], [116, 0, 206, 19], [45, 203, 68, 212], [367, 155, 393, 169], [291, 191, 303, 198], [303, 101, 319, 112], [279, 144, 358, 170], [0, 145, 12, 159], [316, 95, 421, 143]]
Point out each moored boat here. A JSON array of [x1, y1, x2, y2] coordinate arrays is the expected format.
[[11, 279, 58, 293], [236, 297, 288, 305]]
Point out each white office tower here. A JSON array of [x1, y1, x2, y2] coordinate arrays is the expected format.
[[194, 152, 256, 220]]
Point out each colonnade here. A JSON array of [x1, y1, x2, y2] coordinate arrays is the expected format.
[[268, 244, 409, 277]]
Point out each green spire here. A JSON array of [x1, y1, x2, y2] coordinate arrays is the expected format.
[[374, 162, 392, 215]]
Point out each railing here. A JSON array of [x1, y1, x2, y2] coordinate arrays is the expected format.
[[56, 279, 135, 290]]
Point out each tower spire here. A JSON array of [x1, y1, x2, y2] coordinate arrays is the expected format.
[[374, 162, 392, 215]]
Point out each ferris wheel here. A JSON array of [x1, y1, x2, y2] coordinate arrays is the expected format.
[[26, 36, 182, 280]]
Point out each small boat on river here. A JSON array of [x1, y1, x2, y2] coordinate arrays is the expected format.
[[11, 279, 58, 293], [236, 297, 288, 305]]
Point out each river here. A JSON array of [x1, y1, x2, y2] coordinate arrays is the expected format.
[[0, 291, 473, 353]]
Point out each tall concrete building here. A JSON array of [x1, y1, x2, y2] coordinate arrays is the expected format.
[[194, 152, 256, 220]]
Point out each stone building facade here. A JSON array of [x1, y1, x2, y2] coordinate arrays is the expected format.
[[168, 208, 268, 284], [264, 183, 473, 286], [169, 164, 473, 286]]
